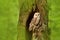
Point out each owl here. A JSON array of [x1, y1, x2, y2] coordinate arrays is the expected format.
[[29, 12, 41, 31]]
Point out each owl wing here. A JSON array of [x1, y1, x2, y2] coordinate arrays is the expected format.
[[29, 17, 37, 31], [32, 17, 38, 25]]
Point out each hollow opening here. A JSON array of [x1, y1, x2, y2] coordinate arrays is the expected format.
[[26, 5, 39, 30], [25, 5, 39, 40]]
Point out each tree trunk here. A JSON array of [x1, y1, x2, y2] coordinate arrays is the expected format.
[[17, 0, 50, 40]]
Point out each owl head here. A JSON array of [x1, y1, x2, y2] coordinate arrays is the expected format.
[[33, 12, 40, 18]]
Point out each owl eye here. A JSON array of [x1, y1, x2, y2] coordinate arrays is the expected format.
[[35, 15, 37, 16]]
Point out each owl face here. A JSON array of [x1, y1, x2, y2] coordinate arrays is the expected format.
[[33, 12, 40, 18]]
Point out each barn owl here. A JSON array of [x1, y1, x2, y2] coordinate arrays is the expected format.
[[29, 12, 41, 31]]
